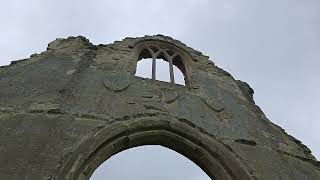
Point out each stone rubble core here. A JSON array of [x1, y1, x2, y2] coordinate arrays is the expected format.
[[0, 35, 319, 180]]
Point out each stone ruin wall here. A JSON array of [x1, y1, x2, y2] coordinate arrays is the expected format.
[[0, 35, 319, 180]]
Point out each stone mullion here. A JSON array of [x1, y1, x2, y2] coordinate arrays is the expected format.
[[168, 56, 175, 84], [152, 56, 156, 80], [146, 46, 157, 80]]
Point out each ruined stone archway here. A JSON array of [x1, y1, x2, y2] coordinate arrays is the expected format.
[[89, 145, 210, 179], [53, 118, 253, 180], [1, 35, 319, 180]]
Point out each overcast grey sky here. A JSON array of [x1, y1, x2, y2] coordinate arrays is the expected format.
[[1, 0, 319, 179]]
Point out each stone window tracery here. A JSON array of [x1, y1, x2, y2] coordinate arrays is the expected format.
[[135, 44, 188, 86]]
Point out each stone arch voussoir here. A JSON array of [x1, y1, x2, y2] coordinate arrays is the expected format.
[[53, 118, 253, 180]]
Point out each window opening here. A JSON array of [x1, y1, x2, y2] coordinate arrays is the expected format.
[[135, 46, 188, 86], [173, 65, 185, 85], [156, 58, 170, 83], [135, 58, 152, 79]]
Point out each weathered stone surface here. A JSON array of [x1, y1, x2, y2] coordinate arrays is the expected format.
[[102, 71, 131, 92], [162, 89, 179, 103], [0, 35, 319, 180]]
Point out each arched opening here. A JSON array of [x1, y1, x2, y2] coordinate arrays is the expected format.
[[90, 145, 211, 180], [135, 58, 153, 79], [54, 119, 253, 180], [173, 65, 185, 86], [172, 55, 187, 85], [156, 58, 170, 83], [135, 46, 187, 86]]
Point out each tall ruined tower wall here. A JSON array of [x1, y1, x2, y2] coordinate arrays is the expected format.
[[0, 35, 319, 180]]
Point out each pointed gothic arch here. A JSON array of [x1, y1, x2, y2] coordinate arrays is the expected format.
[[90, 145, 211, 179], [134, 41, 193, 86], [53, 119, 253, 180]]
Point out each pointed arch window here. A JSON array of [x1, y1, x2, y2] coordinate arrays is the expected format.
[[135, 45, 187, 86]]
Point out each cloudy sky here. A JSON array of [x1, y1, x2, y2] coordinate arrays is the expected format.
[[1, 0, 319, 179]]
